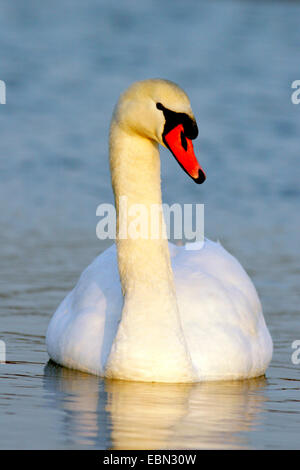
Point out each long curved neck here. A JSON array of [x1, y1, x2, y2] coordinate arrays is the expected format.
[[110, 122, 173, 291], [106, 120, 195, 383]]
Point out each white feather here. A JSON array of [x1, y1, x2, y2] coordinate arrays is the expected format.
[[46, 79, 272, 382]]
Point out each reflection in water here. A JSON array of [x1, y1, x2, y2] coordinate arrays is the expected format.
[[44, 361, 268, 449], [44, 362, 110, 448]]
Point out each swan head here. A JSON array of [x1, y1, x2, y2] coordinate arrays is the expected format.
[[112, 79, 206, 184]]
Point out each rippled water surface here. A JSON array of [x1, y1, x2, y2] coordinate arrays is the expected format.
[[0, 0, 300, 449]]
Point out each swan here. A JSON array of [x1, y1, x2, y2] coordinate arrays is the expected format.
[[46, 78, 273, 383]]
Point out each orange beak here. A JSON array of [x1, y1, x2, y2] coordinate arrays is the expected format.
[[163, 124, 206, 184]]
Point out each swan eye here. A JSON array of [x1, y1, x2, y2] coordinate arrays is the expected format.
[[156, 103, 198, 140]]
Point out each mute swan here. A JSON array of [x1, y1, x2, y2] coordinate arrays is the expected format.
[[46, 78, 273, 383]]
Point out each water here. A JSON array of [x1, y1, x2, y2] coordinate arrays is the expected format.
[[0, 0, 300, 449]]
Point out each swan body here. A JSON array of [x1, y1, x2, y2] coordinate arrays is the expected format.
[[46, 79, 272, 382]]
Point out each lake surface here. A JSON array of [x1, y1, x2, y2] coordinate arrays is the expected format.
[[0, 0, 300, 449]]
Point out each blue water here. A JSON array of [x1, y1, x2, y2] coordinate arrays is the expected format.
[[0, 0, 300, 449]]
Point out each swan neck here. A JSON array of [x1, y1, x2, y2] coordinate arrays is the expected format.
[[109, 122, 173, 291], [106, 120, 195, 382]]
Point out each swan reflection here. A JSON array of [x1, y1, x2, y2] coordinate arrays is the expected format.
[[43, 361, 268, 449]]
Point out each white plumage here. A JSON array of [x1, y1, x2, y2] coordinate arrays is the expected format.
[[46, 79, 272, 382]]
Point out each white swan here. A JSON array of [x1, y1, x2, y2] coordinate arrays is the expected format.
[[46, 79, 273, 383]]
